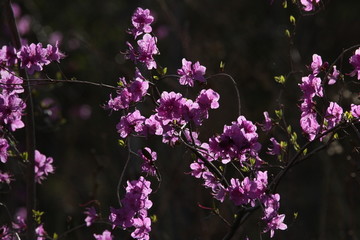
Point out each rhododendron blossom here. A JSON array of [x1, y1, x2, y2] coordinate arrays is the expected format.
[[300, 0, 320, 12], [177, 58, 206, 87], [349, 47, 360, 80]]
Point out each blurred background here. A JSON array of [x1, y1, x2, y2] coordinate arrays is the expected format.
[[1, 0, 360, 239]]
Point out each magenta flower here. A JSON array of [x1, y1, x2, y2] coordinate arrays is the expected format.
[[300, 112, 320, 141], [84, 206, 99, 227], [177, 58, 206, 87], [129, 8, 154, 38], [189, 160, 206, 179], [93, 230, 113, 240], [17, 43, 49, 75], [267, 137, 281, 156], [0, 93, 26, 131], [143, 114, 163, 136], [300, 0, 320, 12], [349, 47, 360, 80], [261, 111, 272, 132], [109, 176, 153, 237], [310, 54, 323, 75], [45, 41, 65, 62], [264, 214, 287, 238], [351, 104, 360, 118], [208, 115, 261, 165], [196, 89, 220, 110], [138, 147, 157, 176], [116, 110, 145, 138], [131, 216, 151, 240], [0, 45, 18, 66], [0, 70, 24, 94], [299, 74, 323, 99], [156, 91, 185, 124], [137, 34, 159, 70], [0, 171, 13, 184], [0, 138, 9, 163], [328, 65, 340, 85], [34, 150, 54, 184], [35, 224, 47, 240], [324, 102, 343, 129], [0, 225, 14, 240]]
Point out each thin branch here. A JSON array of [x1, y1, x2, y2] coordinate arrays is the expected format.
[[4, 1, 37, 239], [207, 73, 242, 116], [116, 138, 131, 206]]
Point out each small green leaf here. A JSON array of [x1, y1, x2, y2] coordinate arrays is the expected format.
[[53, 233, 59, 240], [70, 77, 77, 81], [241, 166, 250, 172], [290, 15, 296, 25], [274, 75, 286, 84], [275, 109, 283, 119], [21, 152, 28, 161], [303, 148, 308, 155], [150, 214, 158, 223], [280, 141, 288, 149], [118, 139, 126, 147], [282, 0, 288, 8], [333, 133, 339, 139], [219, 166, 224, 172], [153, 75, 159, 80], [32, 210, 44, 225], [249, 157, 256, 166], [287, 125, 292, 134], [294, 212, 298, 219], [285, 29, 291, 38], [344, 111, 353, 121], [220, 61, 225, 71]]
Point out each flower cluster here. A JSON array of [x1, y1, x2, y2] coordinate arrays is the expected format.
[[107, 69, 149, 111], [125, 8, 159, 70], [116, 89, 220, 145], [109, 176, 152, 240], [261, 194, 287, 238], [208, 115, 262, 165], [299, 54, 324, 140], [0, 42, 64, 75]]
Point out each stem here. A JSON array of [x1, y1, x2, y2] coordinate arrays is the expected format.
[[117, 137, 131, 206], [4, 1, 36, 239], [207, 73, 242, 116]]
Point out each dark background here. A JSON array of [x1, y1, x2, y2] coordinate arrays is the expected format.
[[1, 0, 360, 239]]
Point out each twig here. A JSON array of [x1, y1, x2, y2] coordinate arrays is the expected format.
[[4, 1, 37, 239]]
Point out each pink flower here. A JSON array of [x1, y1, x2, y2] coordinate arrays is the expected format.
[[310, 54, 323, 75], [84, 206, 99, 227], [34, 150, 54, 184], [129, 8, 154, 38], [94, 230, 113, 240], [324, 102, 343, 129], [267, 137, 281, 155], [350, 104, 360, 118], [177, 58, 206, 87], [349, 47, 360, 80], [0, 138, 9, 163], [300, 0, 320, 12], [261, 111, 272, 132]]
